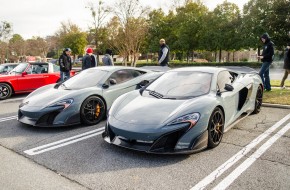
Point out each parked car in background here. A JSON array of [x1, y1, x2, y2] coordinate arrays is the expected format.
[[0, 62, 76, 100], [0, 63, 19, 75]]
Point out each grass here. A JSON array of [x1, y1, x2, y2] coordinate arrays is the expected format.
[[263, 88, 290, 105], [271, 80, 290, 87]]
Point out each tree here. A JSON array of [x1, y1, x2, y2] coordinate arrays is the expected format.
[[87, 0, 111, 62], [25, 37, 49, 58], [174, 1, 209, 62], [9, 34, 26, 60], [241, 0, 290, 50], [212, 1, 241, 62], [57, 21, 87, 61], [107, 0, 149, 66], [0, 21, 12, 42], [61, 32, 88, 60]]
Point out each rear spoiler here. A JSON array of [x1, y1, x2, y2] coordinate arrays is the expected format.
[[223, 66, 258, 74]]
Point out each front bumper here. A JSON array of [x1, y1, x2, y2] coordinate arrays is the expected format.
[[18, 105, 79, 127], [102, 120, 208, 154]]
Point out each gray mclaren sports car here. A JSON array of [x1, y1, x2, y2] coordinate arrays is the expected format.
[[103, 66, 263, 154], [18, 66, 164, 127]]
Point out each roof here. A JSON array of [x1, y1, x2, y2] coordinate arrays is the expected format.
[[90, 66, 152, 72]]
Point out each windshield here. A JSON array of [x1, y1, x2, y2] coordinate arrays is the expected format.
[[61, 69, 108, 89], [9, 63, 28, 74], [146, 71, 212, 99], [0, 65, 5, 73]]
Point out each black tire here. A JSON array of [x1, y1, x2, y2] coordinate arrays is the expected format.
[[80, 96, 106, 125], [208, 107, 225, 148], [0, 83, 12, 100], [252, 85, 263, 114]]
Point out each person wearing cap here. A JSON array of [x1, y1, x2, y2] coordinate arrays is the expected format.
[[280, 43, 290, 89], [59, 48, 72, 82], [257, 33, 274, 91], [82, 48, 94, 70], [158, 39, 170, 66]]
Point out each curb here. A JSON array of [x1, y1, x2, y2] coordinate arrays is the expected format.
[[262, 103, 290, 109]]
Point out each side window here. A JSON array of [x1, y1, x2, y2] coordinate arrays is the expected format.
[[3, 66, 8, 72], [217, 71, 232, 92], [108, 69, 133, 85], [38, 64, 48, 73], [131, 70, 146, 78]]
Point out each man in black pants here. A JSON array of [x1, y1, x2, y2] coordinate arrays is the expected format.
[[158, 39, 170, 66], [257, 33, 274, 91], [59, 48, 72, 82]]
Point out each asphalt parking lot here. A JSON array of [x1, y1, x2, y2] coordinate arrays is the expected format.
[[0, 95, 289, 190]]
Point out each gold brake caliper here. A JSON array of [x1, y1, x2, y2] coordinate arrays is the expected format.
[[95, 103, 101, 117]]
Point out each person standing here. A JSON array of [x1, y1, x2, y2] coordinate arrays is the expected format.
[[280, 43, 290, 89], [82, 48, 93, 70], [102, 49, 114, 66], [158, 39, 170, 66], [91, 53, 97, 67], [257, 33, 274, 91], [59, 48, 72, 82]]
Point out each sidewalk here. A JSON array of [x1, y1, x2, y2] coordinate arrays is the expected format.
[[0, 146, 87, 190]]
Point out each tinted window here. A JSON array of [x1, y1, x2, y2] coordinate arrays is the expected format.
[[217, 71, 233, 92], [108, 69, 133, 85], [146, 71, 212, 98], [62, 69, 108, 89], [131, 70, 146, 78]]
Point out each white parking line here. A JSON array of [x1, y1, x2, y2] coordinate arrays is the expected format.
[[0, 115, 18, 123], [24, 127, 105, 155], [213, 122, 290, 190], [191, 113, 290, 190]]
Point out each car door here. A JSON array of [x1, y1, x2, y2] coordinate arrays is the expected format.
[[217, 70, 239, 126], [17, 64, 46, 92], [41, 63, 60, 84], [103, 69, 136, 108]]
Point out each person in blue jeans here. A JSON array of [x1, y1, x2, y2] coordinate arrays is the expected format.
[[257, 33, 274, 91], [59, 48, 72, 82]]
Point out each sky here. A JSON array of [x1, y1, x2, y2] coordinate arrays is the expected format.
[[0, 0, 249, 40]]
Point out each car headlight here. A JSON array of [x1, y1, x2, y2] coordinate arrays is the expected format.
[[167, 113, 200, 127], [48, 99, 73, 109]]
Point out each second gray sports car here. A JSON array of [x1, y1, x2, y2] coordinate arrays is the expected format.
[[18, 66, 164, 127], [103, 66, 263, 154]]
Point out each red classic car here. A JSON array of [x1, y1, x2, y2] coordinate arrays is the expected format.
[[0, 62, 76, 100]]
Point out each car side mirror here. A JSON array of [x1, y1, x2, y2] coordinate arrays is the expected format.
[[102, 83, 109, 89], [224, 84, 234, 91], [109, 78, 117, 85], [137, 80, 149, 89], [22, 72, 27, 77]]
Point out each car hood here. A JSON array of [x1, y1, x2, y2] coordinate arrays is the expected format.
[[113, 91, 207, 126], [23, 85, 102, 109]]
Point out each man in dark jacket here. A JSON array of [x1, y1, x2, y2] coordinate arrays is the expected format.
[[257, 33, 274, 91], [102, 49, 114, 66], [158, 39, 170, 66], [59, 48, 72, 82], [280, 43, 290, 88], [82, 48, 93, 70]]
